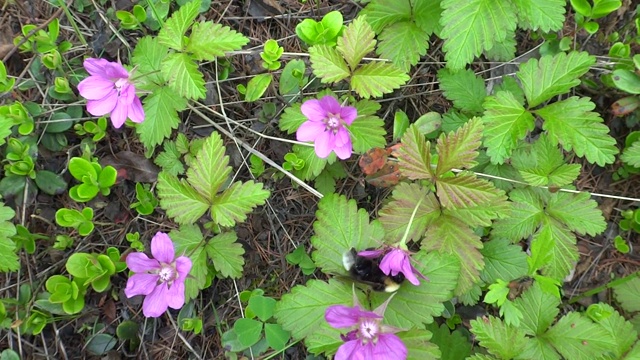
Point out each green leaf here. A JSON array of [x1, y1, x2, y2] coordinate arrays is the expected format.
[[292, 144, 329, 181], [613, 276, 640, 313], [543, 312, 617, 360], [440, 0, 517, 69], [278, 103, 306, 134], [351, 61, 409, 99], [186, 132, 231, 200], [412, 0, 444, 35], [397, 125, 434, 180], [436, 117, 483, 175], [511, 134, 581, 187], [612, 69, 640, 94], [336, 16, 376, 70], [264, 323, 290, 351], [401, 328, 441, 360], [131, 36, 168, 90], [537, 97, 617, 166], [205, 231, 244, 278], [0, 235, 18, 272], [378, 183, 440, 243], [137, 86, 187, 149], [546, 192, 606, 236], [248, 295, 276, 322], [513, 282, 560, 335], [377, 21, 429, 72], [533, 218, 579, 280], [361, 0, 411, 33], [157, 0, 200, 50], [310, 194, 384, 274], [155, 141, 185, 175], [186, 22, 248, 60], [427, 323, 472, 360], [512, 0, 566, 32], [170, 224, 206, 301], [211, 181, 270, 227], [491, 188, 544, 241], [482, 90, 535, 164], [621, 140, 640, 167], [437, 69, 486, 114], [480, 238, 528, 285], [234, 318, 263, 348], [521, 336, 561, 360], [308, 45, 350, 83], [161, 53, 206, 100], [595, 303, 637, 358], [470, 315, 529, 359], [244, 73, 272, 102], [348, 115, 386, 153], [157, 172, 209, 224], [518, 51, 595, 107]]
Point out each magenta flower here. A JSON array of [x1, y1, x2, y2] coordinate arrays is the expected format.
[[325, 294, 407, 360], [360, 247, 427, 286], [296, 96, 357, 160], [77, 58, 145, 129], [125, 232, 192, 317]]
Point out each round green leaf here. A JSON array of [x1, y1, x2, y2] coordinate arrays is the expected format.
[[264, 323, 290, 351], [248, 295, 276, 322], [85, 334, 117, 356], [233, 318, 263, 348], [35, 170, 67, 195]]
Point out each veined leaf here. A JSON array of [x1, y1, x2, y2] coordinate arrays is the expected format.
[[378, 183, 441, 243], [480, 238, 528, 285], [161, 53, 206, 100], [206, 231, 244, 278], [401, 328, 441, 360], [470, 316, 529, 359], [351, 61, 410, 99], [353, 98, 382, 116], [131, 36, 168, 90], [595, 303, 637, 358], [377, 21, 429, 72], [512, 0, 565, 32], [348, 115, 386, 153], [337, 16, 376, 70], [157, 172, 209, 224], [484, 31, 517, 61], [211, 181, 270, 227], [437, 69, 486, 114], [0, 203, 17, 272], [170, 224, 207, 301], [397, 125, 434, 180], [423, 214, 483, 294], [613, 277, 640, 313], [278, 103, 306, 134], [427, 323, 472, 360], [491, 188, 544, 242], [520, 335, 561, 360], [533, 218, 579, 280], [543, 312, 617, 360], [440, 0, 517, 69], [513, 282, 560, 336], [311, 194, 384, 274], [546, 192, 606, 236], [137, 86, 187, 149], [436, 117, 483, 175], [621, 140, 640, 167], [187, 22, 248, 61], [412, 0, 444, 35], [292, 144, 329, 181], [537, 96, 618, 166], [511, 134, 581, 187], [157, 0, 200, 50], [483, 90, 535, 164], [361, 0, 411, 33], [186, 132, 231, 200], [308, 45, 350, 83], [518, 52, 595, 107]]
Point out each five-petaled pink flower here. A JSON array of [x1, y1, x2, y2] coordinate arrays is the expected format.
[[125, 232, 192, 318], [296, 96, 357, 160], [77, 58, 145, 129], [360, 247, 428, 286], [325, 293, 407, 360]]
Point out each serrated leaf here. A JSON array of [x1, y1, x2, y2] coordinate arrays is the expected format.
[[480, 238, 528, 285], [401, 328, 441, 360], [131, 36, 168, 90], [361, 0, 411, 33], [491, 188, 544, 241], [378, 183, 440, 243], [483, 90, 535, 164], [348, 115, 386, 153], [543, 312, 617, 360], [161, 53, 206, 100], [155, 141, 185, 176], [137, 86, 187, 149], [595, 303, 637, 358], [0, 237, 18, 272], [436, 117, 483, 175], [512, 0, 566, 32], [520, 336, 561, 360], [423, 214, 483, 294], [278, 103, 306, 134], [427, 323, 472, 360], [337, 16, 376, 70], [512, 282, 560, 336], [440, 0, 517, 69], [484, 31, 517, 62], [546, 192, 606, 236], [470, 316, 529, 359], [310, 194, 384, 274], [211, 181, 270, 227], [397, 125, 434, 180], [157, 172, 209, 224], [157, 0, 200, 50], [186, 22, 248, 60], [351, 62, 410, 99], [537, 97, 618, 166], [170, 224, 206, 301], [206, 231, 244, 278], [437, 69, 486, 114], [292, 144, 329, 181], [518, 52, 595, 107], [377, 21, 429, 72], [413, 0, 444, 35], [533, 218, 579, 280], [621, 140, 640, 167], [511, 134, 581, 187], [186, 132, 231, 200], [308, 45, 350, 83], [613, 276, 640, 313]]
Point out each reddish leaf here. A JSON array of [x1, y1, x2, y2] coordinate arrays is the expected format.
[[359, 146, 404, 187], [611, 96, 640, 117], [101, 151, 160, 183]]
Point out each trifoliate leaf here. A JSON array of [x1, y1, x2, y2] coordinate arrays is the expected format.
[[427, 323, 472, 360], [533, 218, 579, 280], [546, 192, 606, 236], [517, 51, 595, 107], [377, 21, 429, 72], [480, 238, 528, 285], [351, 61, 410, 99], [337, 16, 376, 70], [186, 132, 231, 201], [511, 134, 581, 187], [613, 276, 640, 313], [437, 69, 486, 114], [211, 181, 270, 228], [278, 103, 306, 134], [131, 36, 168, 91], [397, 125, 435, 180], [292, 144, 329, 181], [401, 328, 441, 360], [310, 193, 384, 274], [138, 86, 187, 149], [186, 22, 248, 60], [436, 117, 483, 175], [483, 90, 535, 164], [361, 0, 411, 33], [378, 183, 440, 243], [170, 224, 207, 301], [491, 188, 544, 241], [348, 115, 386, 153], [206, 231, 244, 278], [543, 312, 617, 360], [157, 172, 209, 224], [512, 282, 560, 336], [161, 53, 206, 100], [158, 0, 200, 50], [308, 45, 350, 83], [440, 0, 517, 69], [537, 97, 618, 166], [621, 140, 640, 167], [512, 0, 566, 32], [423, 214, 483, 294], [470, 315, 529, 359], [595, 303, 637, 358]]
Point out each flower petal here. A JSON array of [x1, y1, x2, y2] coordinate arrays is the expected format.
[[125, 273, 158, 298], [77, 77, 115, 100], [300, 99, 327, 122], [166, 280, 186, 309], [373, 333, 407, 360], [325, 305, 360, 328], [319, 96, 341, 115], [85, 91, 118, 116], [151, 232, 175, 264], [296, 120, 325, 142], [110, 96, 129, 129], [142, 283, 170, 317], [175, 256, 192, 279], [335, 340, 363, 360], [314, 131, 334, 158], [126, 252, 160, 272], [340, 105, 358, 125], [334, 127, 350, 147], [401, 256, 420, 286], [128, 95, 145, 123], [83, 58, 113, 77], [379, 249, 405, 277], [103, 62, 129, 79], [358, 249, 384, 258], [333, 142, 352, 160]]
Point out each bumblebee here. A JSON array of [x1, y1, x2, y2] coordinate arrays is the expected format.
[[342, 248, 405, 292]]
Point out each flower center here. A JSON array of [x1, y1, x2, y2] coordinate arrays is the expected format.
[[358, 318, 380, 342], [114, 78, 129, 93], [157, 263, 177, 283], [325, 114, 341, 132]]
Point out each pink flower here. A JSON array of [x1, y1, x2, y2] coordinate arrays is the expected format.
[[296, 96, 357, 160], [325, 294, 407, 360], [125, 232, 192, 317], [77, 58, 145, 128], [360, 248, 428, 286]]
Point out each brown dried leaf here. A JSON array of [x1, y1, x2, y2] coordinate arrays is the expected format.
[[101, 151, 160, 183]]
